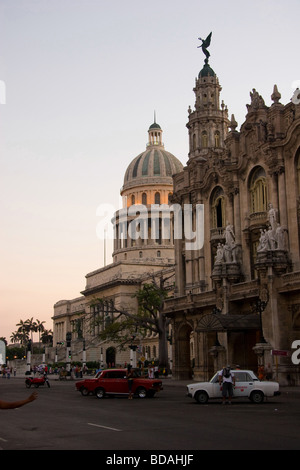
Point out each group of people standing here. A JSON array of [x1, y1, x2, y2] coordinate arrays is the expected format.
[[1, 366, 16, 378]]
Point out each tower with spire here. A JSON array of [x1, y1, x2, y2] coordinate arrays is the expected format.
[[187, 33, 230, 159]]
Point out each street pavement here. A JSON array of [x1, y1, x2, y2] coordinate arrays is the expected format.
[[0, 375, 300, 451]]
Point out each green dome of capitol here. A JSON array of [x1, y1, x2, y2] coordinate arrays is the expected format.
[[122, 121, 183, 192]]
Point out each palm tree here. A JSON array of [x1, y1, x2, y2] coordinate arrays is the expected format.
[[10, 332, 21, 345], [35, 319, 45, 349], [41, 329, 53, 346], [16, 319, 30, 341], [25, 318, 38, 341], [10, 330, 28, 358], [16, 318, 37, 353]]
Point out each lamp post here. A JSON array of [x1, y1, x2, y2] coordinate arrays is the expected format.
[[129, 335, 137, 368], [82, 339, 86, 369], [100, 347, 104, 369], [167, 331, 173, 372], [66, 332, 72, 372], [26, 340, 32, 375], [209, 307, 225, 371], [253, 297, 268, 343]]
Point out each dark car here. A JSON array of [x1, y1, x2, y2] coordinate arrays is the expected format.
[[75, 368, 163, 399]]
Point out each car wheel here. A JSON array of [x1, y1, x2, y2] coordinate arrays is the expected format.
[[95, 387, 105, 399], [195, 391, 209, 404], [80, 387, 89, 396], [250, 390, 264, 404], [25, 380, 31, 389], [136, 387, 147, 399]]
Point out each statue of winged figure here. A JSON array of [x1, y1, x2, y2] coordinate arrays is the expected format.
[[198, 32, 212, 63]]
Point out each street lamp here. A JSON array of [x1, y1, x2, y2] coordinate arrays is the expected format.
[[253, 297, 268, 343], [82, 339, 86, 368]]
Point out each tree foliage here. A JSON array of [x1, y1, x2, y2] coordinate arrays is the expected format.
[[90, 276, 173, 366], [10, 318, 53, 349]]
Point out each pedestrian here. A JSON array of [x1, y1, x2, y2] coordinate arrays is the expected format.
[[126, 364, 134, 399], [0, 391, 37, 409], [148, 365, 154, 379], [219, 365, 235, 404], [258, 365, 264, 381]]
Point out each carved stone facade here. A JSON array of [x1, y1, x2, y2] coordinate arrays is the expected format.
[[164, 59, 300, 385]]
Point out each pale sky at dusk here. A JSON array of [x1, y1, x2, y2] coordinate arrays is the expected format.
[[0, 0, 299, 341]]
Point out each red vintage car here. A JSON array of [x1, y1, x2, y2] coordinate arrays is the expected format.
[[75, 368, 163, 399]]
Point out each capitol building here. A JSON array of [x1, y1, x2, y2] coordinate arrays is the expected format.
[[52, 120, 183, 368]]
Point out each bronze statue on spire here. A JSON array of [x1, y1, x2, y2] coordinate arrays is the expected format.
[[198, 32, 212, 64]]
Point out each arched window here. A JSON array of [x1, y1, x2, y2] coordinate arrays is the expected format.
[[214, 131, 220, 147], [192, 134, 196, 150], [131, 194, 135, 205], [142, 193, 147, 205], [249, 167, 267, 213], [211, 187, 225, 228], [201, 131, 208, 147], [155, 192, 160, 204]]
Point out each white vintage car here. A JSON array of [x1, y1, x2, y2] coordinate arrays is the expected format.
[[187, 369, 280, 404]]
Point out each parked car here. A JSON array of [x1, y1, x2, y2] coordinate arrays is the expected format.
[[186, 369, 280, 404], [75, 368, 163, 399]]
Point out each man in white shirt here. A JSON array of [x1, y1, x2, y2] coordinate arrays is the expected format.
[[219, 366, 235, 404]]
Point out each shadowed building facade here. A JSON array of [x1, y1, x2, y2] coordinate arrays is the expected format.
[[164, 53, 300, 385]]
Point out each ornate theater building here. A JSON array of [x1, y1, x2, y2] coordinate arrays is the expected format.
[[164, 42, 300, 385]]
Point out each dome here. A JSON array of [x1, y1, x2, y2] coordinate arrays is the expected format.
[[199, 62, 215, 78], [123, 148, 183, 190], [149, 122, 161, 130], [122, 122, 183, 192]]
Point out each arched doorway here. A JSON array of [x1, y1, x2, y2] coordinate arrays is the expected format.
[[174, 322, 193, 379]]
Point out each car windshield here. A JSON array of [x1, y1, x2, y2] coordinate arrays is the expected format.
[[210, 372, 219, 383]]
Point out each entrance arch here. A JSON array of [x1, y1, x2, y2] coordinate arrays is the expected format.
[[174, 322, 193, 379]]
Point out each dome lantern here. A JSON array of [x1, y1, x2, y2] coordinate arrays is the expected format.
[[148, 113, 163, 147], [121, 120, 183, 208]]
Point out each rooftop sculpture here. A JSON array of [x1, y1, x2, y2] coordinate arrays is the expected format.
[[198, 32, 212, 64]]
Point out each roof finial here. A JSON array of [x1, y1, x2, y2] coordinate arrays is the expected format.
[[154, 110, 156, 123]]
